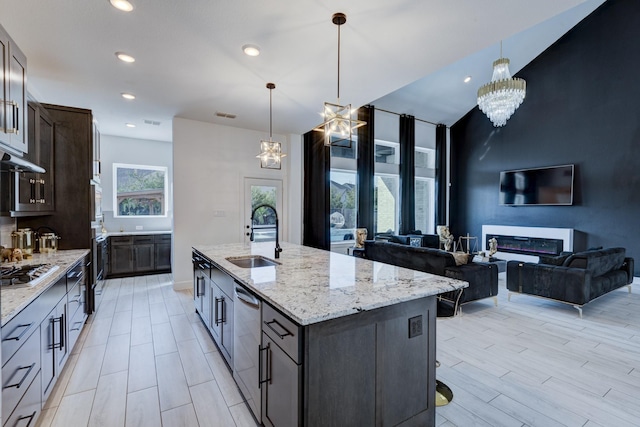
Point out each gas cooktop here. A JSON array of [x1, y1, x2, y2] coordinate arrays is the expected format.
[[0, 263, 60, 287]]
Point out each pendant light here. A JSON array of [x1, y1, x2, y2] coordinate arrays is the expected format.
[[313, 12, 366, 147], [477, 41, 526, 127], [257, 83, 286, 169]]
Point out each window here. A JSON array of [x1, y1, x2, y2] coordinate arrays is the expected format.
[[375, 140, 399, 164], [415, 177, 434, 234], [113, 163, 168, 217], [250, 184, 277, 242], [330, 170, 357, 242], [374, 174, 399, 234]]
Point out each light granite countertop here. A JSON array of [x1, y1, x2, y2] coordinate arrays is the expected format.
[[1, 249, 90, 326], [193, 242, 467, 326], [100, 230, 172, 238]]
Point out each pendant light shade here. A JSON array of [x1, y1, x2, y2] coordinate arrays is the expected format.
[[257, 83, 286, 169], [477, 43, 526, 127], [313, 13, 366, 147]]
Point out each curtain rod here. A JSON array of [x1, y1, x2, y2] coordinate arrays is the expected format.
[[370, 106, 445, 128]]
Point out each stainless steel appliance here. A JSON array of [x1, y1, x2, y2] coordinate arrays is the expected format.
[[0, 263, 60, 287], [233, 282, 262, 421]]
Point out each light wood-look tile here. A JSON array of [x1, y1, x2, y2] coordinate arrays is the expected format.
[[149, 301, 170, 325], [64, 344, 107, 395], [152, 321, 178, 355], [161, 403, 200, 427], [130, 315, 153, 346], [190, 380, 237, 427], [155, 352, 192, 411], [109, 310, 132, 336], [125, 387, 162, 427], [42, 353, 79, 410], [50, 390, 95, 427], [128, 342, 157, 393], [83, 317, 113, 347], [101, 333, 130, 375], [88, 371, 128, 427], [228, 402, 259, 427], [170, 313, 197, 342], [177, 338, 215, 386], [204, 351, 244, 407]]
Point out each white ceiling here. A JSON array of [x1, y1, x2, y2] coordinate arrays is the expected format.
[[1, 0, 604, 143]]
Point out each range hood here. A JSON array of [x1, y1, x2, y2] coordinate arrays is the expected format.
[[0, 149, 45, 173]]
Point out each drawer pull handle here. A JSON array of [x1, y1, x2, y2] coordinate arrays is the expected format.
[[3, 363, 36, 389], [70, 321, 84, 331], [264, 319, 293, 339], [2, 323, 33, 341], [17, 410, 37, 427]]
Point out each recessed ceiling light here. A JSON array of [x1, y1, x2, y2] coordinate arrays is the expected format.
[[110, 0, 134, 12], [121, 93, 136, 100], [125, 123, 136, 128], [463, 76, 472, 83], [242, 44, 260, 57], [115, 52, 135, 63]]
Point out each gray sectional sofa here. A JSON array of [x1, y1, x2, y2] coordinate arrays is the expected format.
[[506, 247, 634, 317], [363, 240, 499, 314]]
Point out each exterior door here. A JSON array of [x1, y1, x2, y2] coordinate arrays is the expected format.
[[243, 178, 283, 245]]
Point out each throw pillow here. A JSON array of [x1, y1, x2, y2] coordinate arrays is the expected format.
[[451, 252, 470, 266], [539, 253, 571, 266], [409, 237, 422, 247]]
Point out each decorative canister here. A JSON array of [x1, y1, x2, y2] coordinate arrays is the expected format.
[[11, 228, 35, 255], [39, 233, 60, 253]]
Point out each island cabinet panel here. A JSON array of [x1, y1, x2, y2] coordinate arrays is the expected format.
[[304, 296, 436, 427]]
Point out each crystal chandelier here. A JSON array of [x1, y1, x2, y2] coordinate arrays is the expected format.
[[257, 83, 286, 169], [477, 44, 526, 127], [313, 13, 366, 147]]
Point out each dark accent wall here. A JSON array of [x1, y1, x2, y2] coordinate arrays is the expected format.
[[450, 0, 640, 275]]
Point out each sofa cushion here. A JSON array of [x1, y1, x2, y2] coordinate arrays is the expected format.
[[562, 247, 626, 277], [538, 252, 572, 266], [363, 240, 456, 276]]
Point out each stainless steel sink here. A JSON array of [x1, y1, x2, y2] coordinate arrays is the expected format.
[[226, 255, 281, 268]]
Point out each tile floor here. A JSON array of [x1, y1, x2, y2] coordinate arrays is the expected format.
[[34, 273, 640, 427], [35, 274, 258, 427]]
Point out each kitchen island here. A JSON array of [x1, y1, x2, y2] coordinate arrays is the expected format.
[[193, 242, 467, 427]]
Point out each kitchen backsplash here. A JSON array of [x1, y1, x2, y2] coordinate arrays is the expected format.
[[0, 216, 16, 247]]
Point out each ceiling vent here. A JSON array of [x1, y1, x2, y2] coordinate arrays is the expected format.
[[215, 112, 237, 119], [143, 119, 161, 126]]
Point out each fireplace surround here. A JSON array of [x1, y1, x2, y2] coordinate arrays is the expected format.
[[482, 225, 574, 263]]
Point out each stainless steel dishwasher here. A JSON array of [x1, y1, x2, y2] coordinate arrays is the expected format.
[[233, 281, 262, 421]]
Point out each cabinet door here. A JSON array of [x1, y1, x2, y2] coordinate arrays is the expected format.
[[37, 109, 55, 211], [155, 242, 171, 271], [134, 243, 155, 272], [40, 307, 57, 401], [8, 41, 27, 152], [0, 31, 8, 145], [110, 244, 133, 275], [261, 333, 300, 427]]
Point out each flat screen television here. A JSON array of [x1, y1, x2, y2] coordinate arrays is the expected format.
[[499, 164, 574, 206]]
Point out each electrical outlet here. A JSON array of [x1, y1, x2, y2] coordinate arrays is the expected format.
[[213, 210, 226, 217], [408, 315, 422, 339], [135, 225, 143, 230]]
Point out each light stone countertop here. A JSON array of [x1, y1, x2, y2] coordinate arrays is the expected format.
[[1, 249, 90, 326], [193, 242, 467, 326], [101, 230, 172, 237]]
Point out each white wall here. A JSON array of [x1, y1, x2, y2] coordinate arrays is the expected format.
[[172, 117, 302, 289], [100, 134, 173, 232]]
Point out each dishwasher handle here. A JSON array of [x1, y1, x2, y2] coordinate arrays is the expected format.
[[234, 284, 260, 309]]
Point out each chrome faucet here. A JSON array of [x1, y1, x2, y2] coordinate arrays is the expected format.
[[249, 204, 282, 259]]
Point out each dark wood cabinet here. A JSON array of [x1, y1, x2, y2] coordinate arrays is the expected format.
[[17, 104, 93, 250], [0, 23, 27, 153], [108, 234, 172, 278], [13, 98, 55, 215]]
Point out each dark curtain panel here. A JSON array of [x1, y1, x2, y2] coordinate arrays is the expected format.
[[357, 105, 375, 237], [399, 114, 415, 235], [435, 124, 447, 230], [303, 130, 331, 250]]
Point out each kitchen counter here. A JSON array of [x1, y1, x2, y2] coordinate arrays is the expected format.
[[1, 249, 90, 326], [193, 241, 467, 325], [101, 230, 172, 237]]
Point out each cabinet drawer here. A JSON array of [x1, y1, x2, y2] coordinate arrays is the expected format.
[[68, 306, 87, 353], [4, 371, 41, 427], [262, 303, 301, 364], [133, 235, 154, 244], [154, 234, 172, 243], [2, 322, 40, 418], [67, 281, 85, 320], [110, 236, 133, 245], [211, 264, 234, 297]]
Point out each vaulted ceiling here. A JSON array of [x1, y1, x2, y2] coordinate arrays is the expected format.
[[1, 0, 604, 142]]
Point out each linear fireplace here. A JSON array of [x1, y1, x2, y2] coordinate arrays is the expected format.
[[481, 225, 574, 263], [486, 235, 564, 257]]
